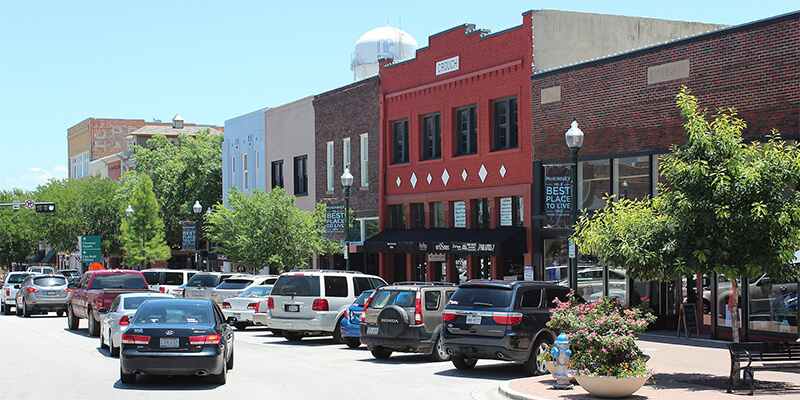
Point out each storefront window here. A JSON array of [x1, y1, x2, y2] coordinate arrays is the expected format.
[[455, 258, 468, 283], [472, 198, 489, 229], [543, 164, 572, 228], [748, 274, 798, 335], [410, 203, 425, 229], [387, 205, 405, 229], [717, 275, 742, 329], [579, 159, 611, 211], [615, 156, 651, 200], [430, 202, 446, 228], [543, 239, 568, 282]]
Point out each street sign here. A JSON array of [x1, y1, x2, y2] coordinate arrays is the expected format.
[[24, 199, 34, 209], [80, 235, 103, 264], [568, 240, 576, 259], [524, 265, 534, 281], [343, 243, 349, 260], [182, 222, 197, 251]]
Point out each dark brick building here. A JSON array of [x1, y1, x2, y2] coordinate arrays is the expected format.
[[531, 11, 799, 340], [314, 76, 380, 273]]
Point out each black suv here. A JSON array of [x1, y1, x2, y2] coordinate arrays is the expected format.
[[442, 280, 570, 375], [360, 282, 457, 361]]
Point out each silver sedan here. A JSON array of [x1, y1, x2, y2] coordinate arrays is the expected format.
[[99, 292, 173, 357]]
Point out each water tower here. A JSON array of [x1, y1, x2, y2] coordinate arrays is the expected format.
[[351, 26, 418, 81]]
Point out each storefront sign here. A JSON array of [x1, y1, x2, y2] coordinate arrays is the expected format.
[[435, 56, 459, 76], [427, 253, 446, 262], [544, 165, 573, 227], [434, 243, 451, 252], [523, 265, 534, 281], [325, 204, 346, 235], [500, 197, 513, 226], [181, 222, 197, 251], [453, 201, 466, 228]]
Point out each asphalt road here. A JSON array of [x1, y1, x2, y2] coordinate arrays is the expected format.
[[0, 312, 520, 399]]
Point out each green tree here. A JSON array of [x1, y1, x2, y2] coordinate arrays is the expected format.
[[119, 173, 171, 267], [130, 131, 222, 248], [574, 87, 800, 342], [204, 189, 325, 273], [0, 190, 40, 268]]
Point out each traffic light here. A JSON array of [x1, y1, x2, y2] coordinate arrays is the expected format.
[[35, 202, 56, 213]]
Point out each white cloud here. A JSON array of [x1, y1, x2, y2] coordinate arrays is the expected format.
[[0, 164, 67, 191]]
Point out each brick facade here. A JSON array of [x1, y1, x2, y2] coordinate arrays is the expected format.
[[532, 12, 800, 163], [314, 76, 380, 219]]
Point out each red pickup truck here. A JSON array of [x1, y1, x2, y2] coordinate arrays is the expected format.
[[66, 269, 152, 336]]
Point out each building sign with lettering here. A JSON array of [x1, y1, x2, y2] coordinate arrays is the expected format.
[[500, 197, 513, 227], [181, 222, 197, 251], [543, 164, 572, 228], [325, 204, 346, 238], [453, 201, 466, 228], [435, 56, 460, 76]]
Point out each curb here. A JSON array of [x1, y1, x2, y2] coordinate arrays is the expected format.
[[497, 381, 550, 400]]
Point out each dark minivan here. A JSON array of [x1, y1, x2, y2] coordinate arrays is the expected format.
[[442, 280, 569, 375]]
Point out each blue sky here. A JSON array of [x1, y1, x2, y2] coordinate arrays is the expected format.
[[0, 1, 796, 191]]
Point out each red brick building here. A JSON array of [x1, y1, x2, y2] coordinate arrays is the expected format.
[[531, 11, 799, 340]]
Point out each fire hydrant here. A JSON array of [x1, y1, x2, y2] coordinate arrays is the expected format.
[[550, 333, 572, 389]]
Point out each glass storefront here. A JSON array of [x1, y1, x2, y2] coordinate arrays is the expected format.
[[615, 156, 650, 200], [579, 159, 611, 210], [748, 275, 798, 335]]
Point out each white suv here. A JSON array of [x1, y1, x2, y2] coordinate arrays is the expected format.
[[2, 272, 33, 315], [141, 269, 198, 296], [267, 270, 386, 342]]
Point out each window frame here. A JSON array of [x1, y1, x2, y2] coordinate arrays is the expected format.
[[326, 141, 334, 193], [391, 120, 409, 164], [491, 96, 518, 151], [271, 160, 284, 189], [424, 290, 442, 311], [242, 153, 249, 190], [360, 133, 369, 188], [420, 112, 442, 161], [323, 276, 349, 298], [343, 137, 351, 173], [293, 155, 308, 196], [454, 104, 478, 156]]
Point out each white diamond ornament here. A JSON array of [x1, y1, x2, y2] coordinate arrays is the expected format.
[[478, 164, 488, 182], [461, 169, 468, 182], [426, 173, 432, 184], [499, 164, 507, 177], [410, 172, 418, 188], [441, 169, 450, 186], [396, 176, 401, 187]]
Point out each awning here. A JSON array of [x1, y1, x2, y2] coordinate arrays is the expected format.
[[363, 227, 526, 255]]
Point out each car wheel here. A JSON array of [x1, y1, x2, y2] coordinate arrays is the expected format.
[[210, 358, 227, 385], [3, 303, 12, 316], [111, 339, 120, 358], [87, 309, 100, 337], [524, 336, 554, 376], [333, 319, 344, 343], [67, 306, 79, 330], [452, 355, 478, 370], [430, 331, 451, 362], [344, 338, 361, 349], [284, 332, 303, 342], [370, 346, 392, 360], [226, 348, 234, 370], [100, 330, 107, 349], [56, 310, 64, 317], [22, 300, 31, 318], [15, 303, 22, 317], [120, 368, 136, 385]]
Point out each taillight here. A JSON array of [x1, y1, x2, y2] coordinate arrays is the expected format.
[[189, 334, 221, 345], [414, 292, 423, 325], [492, 312, 523, 326], [442, 311, 457, 322], [25, 287, 38, 294], [119, 315, 130, 327], [247, 302, 258, 311], [343, 308, 349, 319], [312, 298, 329, 311], [121, 334, 150, 345], [222, 302, 231, 309], [159, 287, 166, 293], [267, 297, 274, 310], [4, 288, 9, 296], [360, 292, 375, 323]]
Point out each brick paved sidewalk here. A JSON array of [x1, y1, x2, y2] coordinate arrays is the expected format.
[[499, 334, 800, 400]]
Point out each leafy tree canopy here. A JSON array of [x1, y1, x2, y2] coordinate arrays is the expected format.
[[118, 172, 171, 267], [0, 190, 41, 267]]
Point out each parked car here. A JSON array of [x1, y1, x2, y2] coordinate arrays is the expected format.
[[222, 285, 273, 330], [142, 269, 197, 296], [339, 289, 374, 348], [211, 275, 277, 305], [183, 272, 241, 300], [1, 272, 32, 315], [361, 282, 457, 360], [27, 266, 55, 275], [267, 270, 386, 342], [119, 298, 234, 385], [15, 274, 69, 317], [442, 280, 570, 375], [66, 269, 152, 337], [100, 292, 174, 357]]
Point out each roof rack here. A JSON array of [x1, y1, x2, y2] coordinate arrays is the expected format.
[[392, 281, 458, 287], [287, 269, 365, 274]]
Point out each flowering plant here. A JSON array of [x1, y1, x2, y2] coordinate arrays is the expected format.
[[546, 295, 655, 378]]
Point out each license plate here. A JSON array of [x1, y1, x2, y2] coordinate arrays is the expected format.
[[46, 291, 58, 296], [159, 338, 180, 348], [285, 304, 300, 312], [466, 314, 482, 325], [366, 326, 379, 336]]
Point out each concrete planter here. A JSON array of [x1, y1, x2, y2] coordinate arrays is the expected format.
[[575, 375, 648, 398]]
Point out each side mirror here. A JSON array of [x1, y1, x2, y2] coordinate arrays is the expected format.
[[13, 284, 20, 289], [225, 316, 236, 325]]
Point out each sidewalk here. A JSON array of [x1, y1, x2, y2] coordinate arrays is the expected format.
[[498, 334, 800, 400]]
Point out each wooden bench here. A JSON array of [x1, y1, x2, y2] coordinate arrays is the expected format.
[[728, 342, 800, 395]]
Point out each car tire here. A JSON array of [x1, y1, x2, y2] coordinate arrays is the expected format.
[[524, 336, 555, 376], [111, 340, 120, 358], [452, 355, 478, 370], [226, 348, 234, 370], [333, 318, 344, 344], [210, 359, 227, 385], [430, 331, 451, 362], [344, 338, 361, 349], [22, 300, 31, 318], [284, 332, 303, 342], [370, 346, 392, 360], [120, 369, 136, 385], [56, 310, 64, 317], [15, 303, 22, 317], [87, 308, 100, 337], [100, 330, 107, 349], [67, 306, 79, 330], [3, 303, 12, 316]]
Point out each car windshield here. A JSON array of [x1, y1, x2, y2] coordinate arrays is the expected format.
[[123, 296, 166, 310], [33, 276, 67, 287], [353, 290, 373, 306], [217, 279, 253, 290], [186, 274, 220, 288], [6, 274, 30, 284], [240, 287, 272, 298], [90, 274, 147, 289], [449, 287, 513, 308], [271, 275, 320, 297], [368, 290, 415, 309], [133, 301, 213, 325]]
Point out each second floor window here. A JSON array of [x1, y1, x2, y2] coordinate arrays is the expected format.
[[242, 153, 249, 190], [392, 120, 409, 164], [271, 160, 283, 189], [293, 155, 308, 196], [455, 105, 477, 156], [421, 113, 441, 160], [388, 205, 405, 229], [410, 203, 425, 229], [430, 202, 446, 228], [492, 97, 518, 151], [472, 198, 490, 229]]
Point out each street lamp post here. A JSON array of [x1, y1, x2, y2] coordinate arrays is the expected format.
[[564, 120, 584, 292], [125, 204, 144, 270], [341, 168, 354, 271], [192, 200, 202, 270]]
